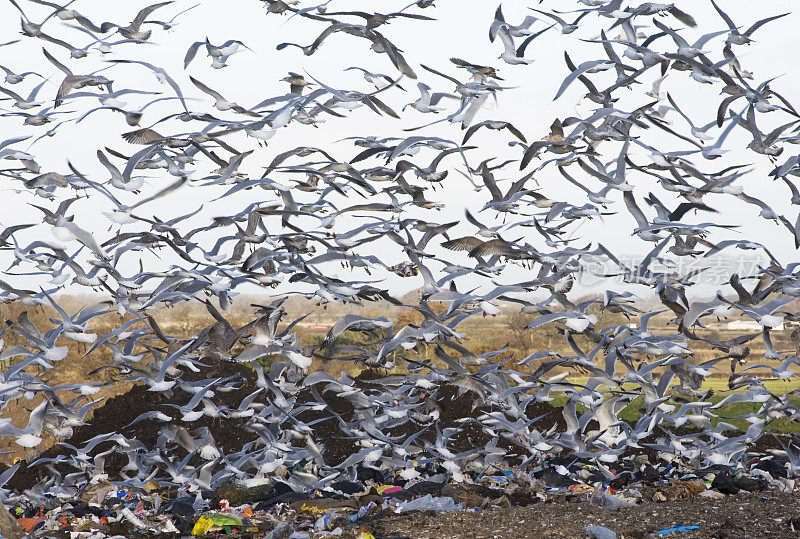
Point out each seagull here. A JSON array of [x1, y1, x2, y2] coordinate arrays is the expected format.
[[405, 82, 458, 113], [0, 77, 49, 109], [495, 25, 534, 65], [529, 8, 589, 34], [98, 1, 175, 41], [489, 5, 538, 43], [190, 76, 259, 115], [553, 58, 613, 100], [0, 63, 43, 85], [105, 58, 189, 114], [42, 48, 112, 108], [664, 93, 716, 140], [2, 0, 800, 502], [0, 400, 48, 447], [317, 10, 436, 30], [321, 314, 393, 349], [710, 0, 789, 45], [184, 38, 252, 69], [76, 95, 188, 126]]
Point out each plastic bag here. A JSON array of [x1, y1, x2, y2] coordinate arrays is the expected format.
[[394, 494, 464, 513], [120, 506, 145, 528], [596, 493, 636, 510], [314, 510, 338, 532], [585, 524, 617, 539], [192, 516, 213, 536], [191, 513, 243, 536]]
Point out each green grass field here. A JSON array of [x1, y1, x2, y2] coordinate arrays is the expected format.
[[550, 377, 800, 433]]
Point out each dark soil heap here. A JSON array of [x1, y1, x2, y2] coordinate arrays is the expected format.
[[3, 363, 563, 493]]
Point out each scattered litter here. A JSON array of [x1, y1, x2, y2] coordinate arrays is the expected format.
[[0, 458, 790, 538], [376, 485, 402, 495], [656, 524, 701, 535], [347, 502, 377, 522], [594, 492, 637, 511], [314, 510, 339, 532]]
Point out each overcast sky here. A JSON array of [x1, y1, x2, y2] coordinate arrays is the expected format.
[[0, 1, 798, 301]]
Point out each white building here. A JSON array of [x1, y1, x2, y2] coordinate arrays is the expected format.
[[726, 319, 784, 331]]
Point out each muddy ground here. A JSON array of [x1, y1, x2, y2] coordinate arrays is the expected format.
[[366, 489, 800, 538]]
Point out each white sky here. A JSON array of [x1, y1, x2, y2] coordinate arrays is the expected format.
[[0, 0, 798, 302]]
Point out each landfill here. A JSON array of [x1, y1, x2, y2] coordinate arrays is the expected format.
[[0, 363, 799, 538], [2, 0, 800, 537]]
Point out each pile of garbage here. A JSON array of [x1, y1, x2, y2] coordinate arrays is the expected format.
[[0, 354, 797, 537], [1, 451, 795, 537], [0, 358, 795, 537], [0, 358, 796, 537]]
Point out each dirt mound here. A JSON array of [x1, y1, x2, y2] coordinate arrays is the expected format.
[[5, 365, 564, 493], [6, 362, 260, 492]]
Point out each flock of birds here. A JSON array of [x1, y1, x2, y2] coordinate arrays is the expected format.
[[0, 0, 799, 503]]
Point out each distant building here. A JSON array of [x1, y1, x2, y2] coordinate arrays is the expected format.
[[726, 319, 784, 331], [705, 322, 727, 330], [306, 324, 333, 332]]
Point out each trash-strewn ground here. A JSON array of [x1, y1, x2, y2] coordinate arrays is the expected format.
[[370, 489, 800, 538], [6, 490, 800, 539], [2, 363, 800, 538]]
